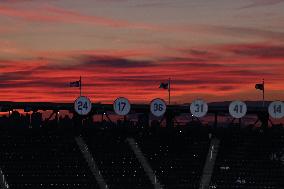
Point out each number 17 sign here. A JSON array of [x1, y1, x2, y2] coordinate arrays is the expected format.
[[113, 97, 131, 116]]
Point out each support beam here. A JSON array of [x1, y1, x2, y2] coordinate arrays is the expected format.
[[0, 168, 9, 189], [75, 136, 108, 189], [166, 111, 174, 128], [199, 138, 220, 189], [126, 138, 163, 189], [214, 113, 218, 128]]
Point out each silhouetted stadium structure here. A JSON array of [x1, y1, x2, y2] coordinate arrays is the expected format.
[[0, 101, 283, 189]]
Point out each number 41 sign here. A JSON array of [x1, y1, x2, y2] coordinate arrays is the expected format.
[[74, 96, 92, 116], [229, 100, 247, 119]]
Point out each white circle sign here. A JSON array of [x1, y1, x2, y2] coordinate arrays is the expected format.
[[74, 96, 92, 116], [268, 101, 284, 119], [150, 98, 167, 117], [113, 97, 131, 116], [229, 100, 247, 118], [190, 99, 208, 118]]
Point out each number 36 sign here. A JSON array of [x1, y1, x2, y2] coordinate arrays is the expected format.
[[74, 96, 92, 116], [150, 98, 167, 117]]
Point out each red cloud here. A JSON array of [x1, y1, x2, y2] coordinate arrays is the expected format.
[[0, 5, 158, 30], [0, 44, 283, 103], [221, 43, 284, 59]]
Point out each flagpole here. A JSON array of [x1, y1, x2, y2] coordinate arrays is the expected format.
[[80, 76, 82, 96], [168, 77, 171, 105], [262, 78, 265, 107]]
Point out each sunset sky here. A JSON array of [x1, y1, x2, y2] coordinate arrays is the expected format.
[[0, 0, 283, 103]]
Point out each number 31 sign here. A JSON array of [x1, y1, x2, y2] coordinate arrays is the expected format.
[[190, 99, 208, 118], [74, 96, 92, 116], [113, 97, 131, 116]]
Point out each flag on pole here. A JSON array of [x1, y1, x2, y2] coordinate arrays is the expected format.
[[159, 82, 169, 89], [255, 83, 264, 91], [70, 80, 81, 87]]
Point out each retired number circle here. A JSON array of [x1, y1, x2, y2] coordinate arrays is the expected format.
[[229, 100, 247, 118], [190, 99, 208, 118], [113, 97, 131, 116], [268, 101, 284, 119], [150, 98, 167, 117], [74, 96, 92, 115]]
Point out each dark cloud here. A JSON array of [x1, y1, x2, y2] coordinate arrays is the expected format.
[[240, 0, 284, 9], [197, 25, 284, 41], [81, 56, 155, 68], [216, 70, 277, 77], [129, 0, 184, 8], [189, 49, 210, 56], [230, 45, 284, 58], [0, 71, 31, 81], [0, 0, 57, 3], [167, 62, 225, 68], [161, 57, 206, 63], [0, 79, 65, 88], [216, 86, 238, 91]]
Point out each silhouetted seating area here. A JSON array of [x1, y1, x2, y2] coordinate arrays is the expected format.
[[135, 127, 210, 189], [210, 127, 284, 189], [0, 119, 283, 189], [0, 130, 99, 189], [83, 128, 153, 189]]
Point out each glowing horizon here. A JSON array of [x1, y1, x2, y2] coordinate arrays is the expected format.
[[0, 0, 284, 103]]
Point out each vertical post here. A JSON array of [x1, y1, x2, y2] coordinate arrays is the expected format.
[[168, 77, 171, 105], [214, 112, 218, 128], [262, 79, 265, 107], [80, 76, 82, 96]]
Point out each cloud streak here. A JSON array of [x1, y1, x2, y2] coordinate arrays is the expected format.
[[0, 43, 283, 103], [241, 0, 284, 9], [0, 0, 283, 103], [223, 44, 284, 58], [0, 5, 158, 30]]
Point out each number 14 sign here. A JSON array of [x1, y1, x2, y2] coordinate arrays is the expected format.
[[269, 101, 284, 119]]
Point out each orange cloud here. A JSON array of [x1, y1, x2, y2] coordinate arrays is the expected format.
[[0, 42, 283, 103]]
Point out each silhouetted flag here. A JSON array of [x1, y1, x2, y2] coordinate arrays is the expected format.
[[70, 80, 81, 87], [159, 82, 169, 89], [255, 83, 264, 91]]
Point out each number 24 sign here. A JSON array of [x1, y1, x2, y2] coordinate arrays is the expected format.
[[74, 96, 92, 116]]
